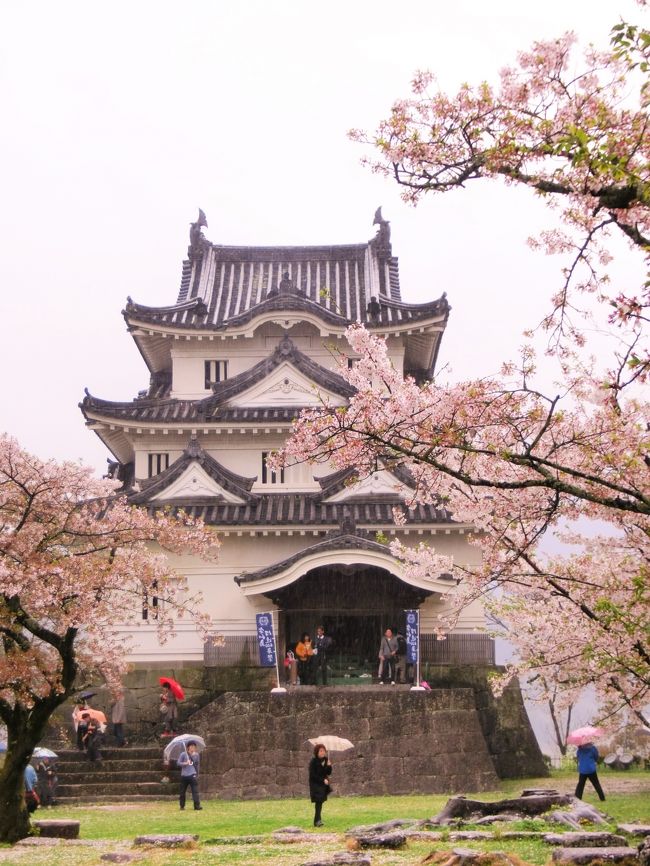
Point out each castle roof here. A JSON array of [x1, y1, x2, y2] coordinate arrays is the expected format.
[[123, 210, 449, 337], [80, 336, 353, 427], [156, 497, 452, 528]]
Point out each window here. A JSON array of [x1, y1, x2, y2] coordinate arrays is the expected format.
[[204, 360, 228, 389], [142, 580, 159, 621], [261, 451, 284, 485], [147, 453, 169, 477]]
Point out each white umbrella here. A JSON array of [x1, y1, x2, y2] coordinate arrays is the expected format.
[[163, 733, 206, 763], [33, 747, 58, 759], [308, 735, 354, 753]]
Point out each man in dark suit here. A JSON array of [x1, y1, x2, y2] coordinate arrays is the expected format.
[[314, 625, 333, 686]]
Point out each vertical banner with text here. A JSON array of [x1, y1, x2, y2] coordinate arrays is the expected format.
[[405, 609, 419, 664], [256, 612, 277, 667]]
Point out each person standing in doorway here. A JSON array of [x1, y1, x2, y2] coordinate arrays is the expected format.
[[295, 633, 315, 685], [575, 741, 606, 801], [378, 628, 398, 684], [308, 743, 332, 827], [178, 741, 202, 810], [314, 625, 332, 686]]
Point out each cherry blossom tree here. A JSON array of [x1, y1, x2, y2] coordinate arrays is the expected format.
[[0, 434, 220, 843], [279, 20, 649, 730], [350, 22, 649, 395]]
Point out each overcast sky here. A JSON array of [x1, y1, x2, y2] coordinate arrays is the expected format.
[[0, 0, 643, 474]]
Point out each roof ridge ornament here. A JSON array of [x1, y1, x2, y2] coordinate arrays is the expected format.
[[188, 208, 209, 260], [278, 334, 295, 356], [371, 206, 391, 253], [267, 270, 304, 299], [186, 435, 203, 459]]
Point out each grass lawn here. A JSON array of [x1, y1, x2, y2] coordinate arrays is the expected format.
[[1, 769, 648, 866]]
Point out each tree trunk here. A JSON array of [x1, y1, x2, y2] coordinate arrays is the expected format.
[[0, 743, 32, 844], [0, 692, 72, 843]]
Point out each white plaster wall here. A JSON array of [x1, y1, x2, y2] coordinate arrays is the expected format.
[[117, 529, 485, 662], [169, 325, 406, 399]]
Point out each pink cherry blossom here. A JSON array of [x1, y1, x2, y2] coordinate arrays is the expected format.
[[0, 434, 220, 843]]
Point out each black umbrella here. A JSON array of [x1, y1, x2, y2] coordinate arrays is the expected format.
[[79, 690, 97, 700]]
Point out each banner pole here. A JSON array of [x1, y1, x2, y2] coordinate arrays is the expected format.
[[411, 608, 425, 692], [270, 609, 286, 694]]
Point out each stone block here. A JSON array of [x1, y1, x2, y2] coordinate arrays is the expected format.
[[544, 834, 629, 848], [134, 834, 199, 848], [552, 848, 639, 865], [33, 820, 80, 839]]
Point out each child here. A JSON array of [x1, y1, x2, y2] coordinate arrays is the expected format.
[[177, 741, 202, 811]]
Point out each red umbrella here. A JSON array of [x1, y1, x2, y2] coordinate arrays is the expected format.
[[567, 725, 604, 746], [159, 677, 184, 701]]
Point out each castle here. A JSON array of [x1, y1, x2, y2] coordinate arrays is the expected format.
[[80, 209, 493, 681]]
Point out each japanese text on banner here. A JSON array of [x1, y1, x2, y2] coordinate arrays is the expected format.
[[255, 613, 276, 667], [405, 609, 418, 664]]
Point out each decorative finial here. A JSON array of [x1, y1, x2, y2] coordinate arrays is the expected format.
[[372, 206, 391, 248], [189, 209, 209, 259]]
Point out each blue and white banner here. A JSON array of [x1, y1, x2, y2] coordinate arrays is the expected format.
[[405, 609, 419, 664], [255, 612, 277, 667]]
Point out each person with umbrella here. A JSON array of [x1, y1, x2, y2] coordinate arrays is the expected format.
[[568, 726, 606, 802], [159, 677, 183, 737], [308, 742, 332, 827], [178, 741, 202, 811]]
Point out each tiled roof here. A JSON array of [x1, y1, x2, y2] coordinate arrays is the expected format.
[[129, 439, 258, 505], [234, 532, 396, 584], [153, 498, 452, 527], [200, 337, 354, 417], [80, 337, 353, 424], [317, 464, 416, 498], [123, 215, 449, 332]]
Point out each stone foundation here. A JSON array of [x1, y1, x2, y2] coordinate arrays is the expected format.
[[421, 666, 547, 779], [192, 688, 500, 799]]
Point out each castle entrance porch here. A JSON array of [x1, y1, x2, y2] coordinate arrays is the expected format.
[[271, 564, 432, 684]]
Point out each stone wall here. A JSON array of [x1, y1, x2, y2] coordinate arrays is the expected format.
[[421, 665, 548, 779], [191, 688, 500, 799]]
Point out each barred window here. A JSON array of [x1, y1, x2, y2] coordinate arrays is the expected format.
[[204, 360, 228, 389], [142, 580, 159, 621], [147, 453, 169, 477], [261, 451, 284, 485]]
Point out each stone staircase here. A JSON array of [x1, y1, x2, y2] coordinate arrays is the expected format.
[[53, 746, 180, 803]]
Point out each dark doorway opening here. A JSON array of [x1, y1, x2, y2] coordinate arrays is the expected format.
[[271, 563, 432, 684]]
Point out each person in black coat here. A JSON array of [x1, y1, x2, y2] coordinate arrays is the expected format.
[[308, 743, 332, 827]]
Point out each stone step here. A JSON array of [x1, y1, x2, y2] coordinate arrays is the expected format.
[[56, 781, 177, 797], [55, 759, 173, 773], [55, 748, 164, 762], [56, 770, 178, 784], [55, 793, 177, 803]]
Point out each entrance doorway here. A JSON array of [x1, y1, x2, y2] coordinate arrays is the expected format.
[[270, 563, 432, 685]]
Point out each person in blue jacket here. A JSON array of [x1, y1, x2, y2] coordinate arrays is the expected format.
[[575, 741, 606, 801]]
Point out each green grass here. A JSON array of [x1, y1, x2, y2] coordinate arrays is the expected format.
[[0, 770, 647, 866]]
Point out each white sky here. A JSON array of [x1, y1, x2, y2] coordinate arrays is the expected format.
[[0, 0, 644, 474]]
